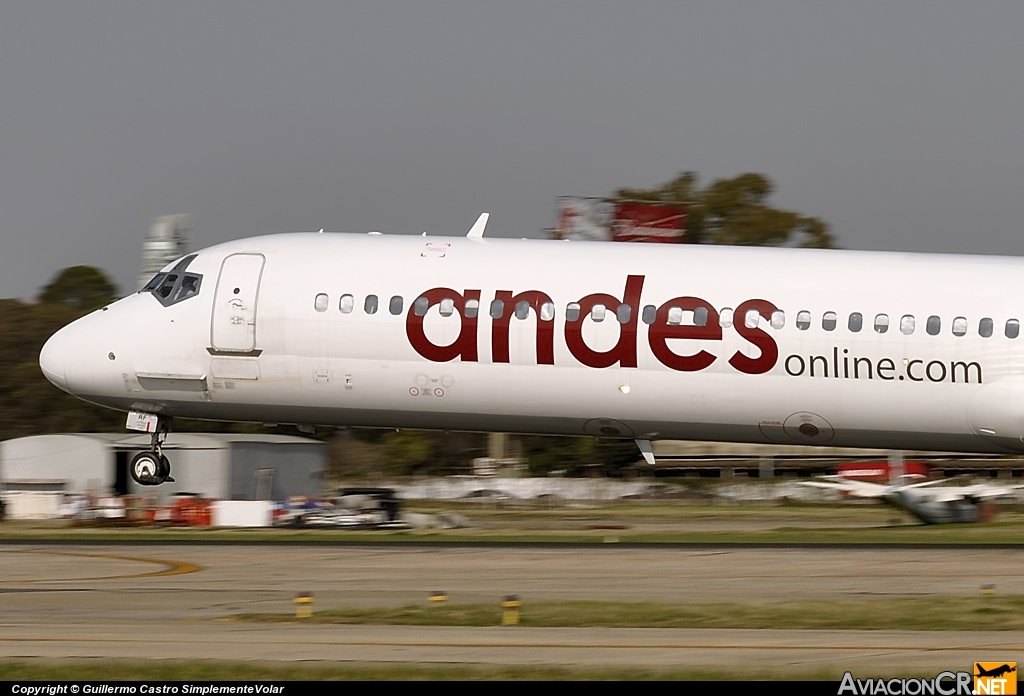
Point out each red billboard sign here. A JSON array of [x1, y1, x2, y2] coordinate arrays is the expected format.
[[556, 198, 688, 243], [610, 202, 687, 243]]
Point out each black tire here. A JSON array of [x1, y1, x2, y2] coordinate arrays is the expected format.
[[130, 451, 162, 486], [157, 454, 171, 480]]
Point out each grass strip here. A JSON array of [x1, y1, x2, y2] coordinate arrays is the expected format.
[[0, 660, 848, 681], [237, 596, 1024, 631]]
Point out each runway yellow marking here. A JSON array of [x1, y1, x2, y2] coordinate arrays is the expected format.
[[0, 550, 202, 583]]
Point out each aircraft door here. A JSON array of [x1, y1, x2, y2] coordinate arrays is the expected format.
[[210, 253, 266, 353]]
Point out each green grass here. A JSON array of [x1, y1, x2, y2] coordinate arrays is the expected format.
[[0, 660, 848, 681], [237, 596, 1024, 631]]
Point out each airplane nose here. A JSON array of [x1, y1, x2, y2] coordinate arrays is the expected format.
[[39, 327, 71, 393]]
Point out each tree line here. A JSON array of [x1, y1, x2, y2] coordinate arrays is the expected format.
[[615, 171, 833, 248]]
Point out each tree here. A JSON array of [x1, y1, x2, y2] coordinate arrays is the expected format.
[[0, 298, 125, 440], [38, 266, 118, 311], [519, 435, 641, 477], [615, 171, 834, 248]]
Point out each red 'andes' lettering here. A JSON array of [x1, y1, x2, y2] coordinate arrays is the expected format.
[[647, 297, 721, 372], [564, 275, 645, 369], [728, 299, 779, 375], [406, 287, 481, 362], [492, 290, 555, 365], [402, 276, 784, 376]]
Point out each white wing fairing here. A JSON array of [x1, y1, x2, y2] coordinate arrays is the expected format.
[[38, 231, 1024, 467]]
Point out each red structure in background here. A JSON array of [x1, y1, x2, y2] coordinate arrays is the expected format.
[[609, 202, 688, 243], [555, 198, 689, 243], [151, 495, 213, 526], [836, 461, 930, 481]]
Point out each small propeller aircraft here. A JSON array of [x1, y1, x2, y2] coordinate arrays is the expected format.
[[798, 475, 1023, 523]]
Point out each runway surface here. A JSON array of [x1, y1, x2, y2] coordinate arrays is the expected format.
[[2, 544, 1021, 672], [4, 624, 1022, 672]]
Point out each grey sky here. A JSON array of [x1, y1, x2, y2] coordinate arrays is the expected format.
[[2, 2, 1024, 299]]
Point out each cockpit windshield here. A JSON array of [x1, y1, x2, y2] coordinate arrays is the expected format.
[[141, 255, 203, 307]]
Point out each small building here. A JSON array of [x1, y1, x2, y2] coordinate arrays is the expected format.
[[0, 433, 326, 513]]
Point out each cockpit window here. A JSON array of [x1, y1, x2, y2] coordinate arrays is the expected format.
[[174, 274, 200, 302], [144, 255, 203, 307], [156, 274, 178, 299], [143, 273, 167, 291]]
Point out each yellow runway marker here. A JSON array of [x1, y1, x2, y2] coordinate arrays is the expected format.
[[1, 550, 202, 583]]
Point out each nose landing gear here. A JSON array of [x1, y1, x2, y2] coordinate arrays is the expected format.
[[129, 417, 175, 486], [129, 451, 172, 486]]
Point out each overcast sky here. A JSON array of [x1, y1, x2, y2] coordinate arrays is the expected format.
[[2, 2, 1024, 299]]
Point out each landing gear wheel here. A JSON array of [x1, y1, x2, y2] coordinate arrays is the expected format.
[[130, 451, 163, 486], [127, 414, 175, 486], [158, 454, 174, 483]]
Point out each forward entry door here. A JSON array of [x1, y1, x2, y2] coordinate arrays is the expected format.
[[210, 253, 266, 353]]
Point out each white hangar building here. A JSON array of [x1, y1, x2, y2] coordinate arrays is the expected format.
[[0, 432, 326, 506]]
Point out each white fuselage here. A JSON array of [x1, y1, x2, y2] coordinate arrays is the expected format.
[[38, 232, 1024, 454]]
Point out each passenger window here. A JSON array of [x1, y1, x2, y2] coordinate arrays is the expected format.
[[515, 300, 530, 320], [364, 295, 378, 315], [667, 308, 709, 326], [901, 315, 915, 335], [566, 303, 581, 322], [951, 317, 967, 336], [796, 311, 811, 330], [642, 305, 656, 325], [1007, 319, 1020, 339], [848, 313, 863, 333], [439, 297, 455, 317], [720, 307, 733, 328], [745, 309, 760, 329], [490, 300, 505, 319], [339, 294, 354, 314], [314, 293, 329, 312], [616, 304, 631, 324], [414, 296, 429, 316], [389, 296, 403, 315], [979, 317, 993, 337], [591, 304, 606, 322], [874, 314, 889, 334], [540, 301, 555, 322], [771, 310, 785, 330], [822, 312, 837, 331], [464, 298, 480, 319], [926, 315, 941, 336]]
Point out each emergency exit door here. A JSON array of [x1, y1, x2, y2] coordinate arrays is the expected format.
[[211, 253, 266, 353]]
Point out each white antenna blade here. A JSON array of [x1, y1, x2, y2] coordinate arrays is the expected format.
[[466, 213, 489, 238]]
